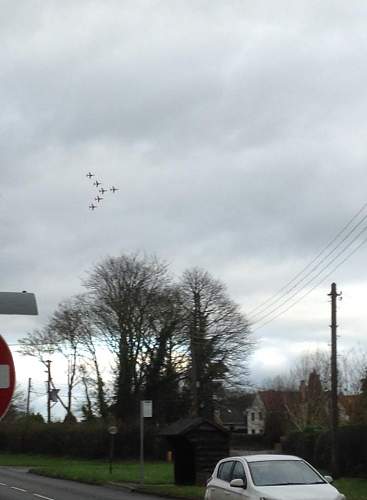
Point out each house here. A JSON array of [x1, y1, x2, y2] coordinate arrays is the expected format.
[[339, 393, 364, 424], [215, 389, 302, 435], [245, 392, 266, 435], [215, 371, 363, 436], [214, 393, 257, 433]]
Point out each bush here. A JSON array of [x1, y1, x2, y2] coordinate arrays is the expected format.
[[283, 429, 321, 464], [0, 420, 164, 460], [283, 425, 367, 477], [313, 430, 331, 469], [338, 426, 367, 477]]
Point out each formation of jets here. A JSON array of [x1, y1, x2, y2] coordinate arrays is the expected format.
[[86, 172, 119, 211]]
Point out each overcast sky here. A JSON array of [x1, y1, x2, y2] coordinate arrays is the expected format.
[[2, 1, 367, 416]]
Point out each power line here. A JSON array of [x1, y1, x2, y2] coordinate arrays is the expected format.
[[250, 211, 367, 323], [251, 221, 367, 326], [253, 232, 367, 331], [248, 201, 367, 321]]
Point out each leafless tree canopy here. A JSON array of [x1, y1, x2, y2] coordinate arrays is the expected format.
[[19, 254, 253, 422]]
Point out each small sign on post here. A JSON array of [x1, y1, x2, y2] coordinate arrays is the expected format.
[[140, 400, 152, 485], [142, 400, 152, 418]]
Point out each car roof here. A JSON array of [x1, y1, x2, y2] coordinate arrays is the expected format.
[[229, 454, 301, 463]]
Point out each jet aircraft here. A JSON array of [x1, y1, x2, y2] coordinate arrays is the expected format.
[[89, 203, 97, 210], [110, 186, 119, 193], [93, 180, 102, 187], [86, 172, 94, 179], [99, 188, 107, 194], [95, 196, 103, 203]]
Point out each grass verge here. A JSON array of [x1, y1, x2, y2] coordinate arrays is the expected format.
[[32, 461, 173, 485], [0, 454, 366, 500], [334, 478, 367, 500]]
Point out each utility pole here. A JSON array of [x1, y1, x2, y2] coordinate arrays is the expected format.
[[189, 292, 200, 417], [328, 282, 341, 477], [45, 360, 52, 424], [26, 378, 32, 416]]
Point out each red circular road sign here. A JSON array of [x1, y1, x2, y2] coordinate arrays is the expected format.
[[0, 336, 15, 420]]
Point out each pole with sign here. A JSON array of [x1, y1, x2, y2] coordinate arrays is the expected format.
[[140, 400, 152, 485], [108, 425, 118, 474]]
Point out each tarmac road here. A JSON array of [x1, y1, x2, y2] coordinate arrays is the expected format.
[[0, 467, 161, 500]]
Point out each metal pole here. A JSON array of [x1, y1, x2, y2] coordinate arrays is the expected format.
[[140, 401, 144, 485], [26, 378, 31, 416], [109, 434, 115, 474], [46, 360, 51, 424]]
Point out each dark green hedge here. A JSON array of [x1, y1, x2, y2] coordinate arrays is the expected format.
[[283, 429, 321, 464], [283, 425, 367, 477], [0, 421, 165, 460]]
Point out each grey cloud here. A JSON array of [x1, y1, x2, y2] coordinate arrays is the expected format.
[[1, 1, 367, 390]]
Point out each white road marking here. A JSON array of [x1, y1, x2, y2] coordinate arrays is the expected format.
[[0, 482, 7, 486], [33, 494, 55, 500], [11, 486, 27, 492]]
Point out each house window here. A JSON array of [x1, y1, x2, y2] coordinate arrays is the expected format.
[[251, 412, 255, 421], [259, 412, 263, 420], [251, 429, 256, 434]]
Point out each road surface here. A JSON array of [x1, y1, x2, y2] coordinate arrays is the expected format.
[[0, 467, 162, 500]]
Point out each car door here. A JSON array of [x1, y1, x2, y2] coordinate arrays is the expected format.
[[208, 460, 235, 500], [228, 460, 252, 500]]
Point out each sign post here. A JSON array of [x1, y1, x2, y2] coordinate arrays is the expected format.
[[108, 425, 118, 474], [140, 400, 152, 485]]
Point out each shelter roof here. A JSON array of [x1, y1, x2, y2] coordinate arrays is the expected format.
[[160, 417, 228, 436]]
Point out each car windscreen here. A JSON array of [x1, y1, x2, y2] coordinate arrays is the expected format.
[[247, 460, 326, 486]]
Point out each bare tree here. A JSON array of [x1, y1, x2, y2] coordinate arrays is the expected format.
[[18, 327, 71, 417], [179, 267, 253, 417], [83, 253, 173, 421], [339, 347, 367, 394], [260, 348, 367, 431], [48, 299, 84, 420]]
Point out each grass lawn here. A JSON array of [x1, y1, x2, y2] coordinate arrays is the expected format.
[[334, 478, 367, 500], [33, 461, 174, 486], [0, 454, 366, 499], [0, 453, 173, 485]]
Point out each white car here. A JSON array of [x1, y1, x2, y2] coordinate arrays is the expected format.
[[205, 454, 346, 500]]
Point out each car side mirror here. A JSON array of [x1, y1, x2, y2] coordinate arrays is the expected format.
[[324, 475, 333, 483], [230, 478, 247, 489]]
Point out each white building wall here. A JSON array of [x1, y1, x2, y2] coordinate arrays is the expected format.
[[246, 394, 266, 434]]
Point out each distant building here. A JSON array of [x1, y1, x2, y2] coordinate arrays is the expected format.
[[214, 370, 361, 436], [214, 393, 256, 433], [245, 393, 266, 435]]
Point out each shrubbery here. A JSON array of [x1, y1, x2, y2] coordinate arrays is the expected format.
[[283, 425, 367, 477], [0, 420, 165, 460], [283, 429, 321, 464]]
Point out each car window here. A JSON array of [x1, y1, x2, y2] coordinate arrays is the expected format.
[[231, 461, 246, 481], [217, 461, 234, 482], [248, 460, 325, 486]]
